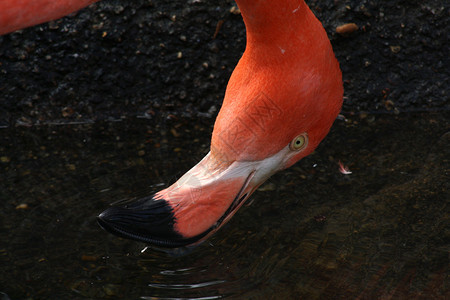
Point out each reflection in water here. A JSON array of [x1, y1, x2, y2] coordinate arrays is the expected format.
[[1, 112, 448, 299]]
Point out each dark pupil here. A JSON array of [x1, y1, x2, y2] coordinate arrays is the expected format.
[[296, 140, 301, 144]]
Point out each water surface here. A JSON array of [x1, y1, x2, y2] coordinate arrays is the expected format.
[[1, 112, 448, 299]]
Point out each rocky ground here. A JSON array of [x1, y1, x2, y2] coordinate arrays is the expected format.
[[0, 0, 448, 127]]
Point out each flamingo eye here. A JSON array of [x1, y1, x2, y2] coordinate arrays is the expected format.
[[289, 133, 308, 151]]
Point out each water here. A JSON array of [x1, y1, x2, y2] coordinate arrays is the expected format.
[[1, 112, 448, 299]]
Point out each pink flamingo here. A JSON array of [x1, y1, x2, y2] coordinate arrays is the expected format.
[[1, 0, 343, 248]]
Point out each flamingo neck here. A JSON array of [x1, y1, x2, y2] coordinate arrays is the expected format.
[[211, 0, 343, 162], [0, 0, 99, 35], [236, 0, 311, 47]]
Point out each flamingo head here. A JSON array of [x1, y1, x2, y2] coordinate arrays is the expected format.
[[97, 0, 343, 248]]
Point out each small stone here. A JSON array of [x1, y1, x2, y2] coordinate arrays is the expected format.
[[359, 112, 368, 119], [138, 150, 145, 156], [170, 128, 180, 137], [48, 21, 59, 30], [390, 45, 401, 53], [384, 100, 395, 110], [114, 6, 124, 14], [230, 6, 241, 15], [336, 23, 359, 36], [1, 156, 10, 163], [16, 203, 29, 210], [81, 255, 98, 262], [61, 107, 74, 117]]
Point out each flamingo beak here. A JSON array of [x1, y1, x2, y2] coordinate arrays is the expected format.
[[97, 151, 279, 248]]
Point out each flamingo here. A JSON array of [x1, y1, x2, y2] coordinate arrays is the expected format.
[[1, 0, 343, 248]]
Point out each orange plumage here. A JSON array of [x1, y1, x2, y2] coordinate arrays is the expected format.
[[1, 0, 343, 247]]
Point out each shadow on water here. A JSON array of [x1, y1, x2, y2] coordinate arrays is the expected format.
[[1, 112, 448, 299]]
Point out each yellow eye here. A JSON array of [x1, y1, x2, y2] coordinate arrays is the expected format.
[[289, 133, 308, 151]]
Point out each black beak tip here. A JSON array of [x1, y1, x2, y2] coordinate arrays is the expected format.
[[96, 212, 113, 232], [96, 196, 209, 248]]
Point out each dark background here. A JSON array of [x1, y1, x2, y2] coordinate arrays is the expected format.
[[0, 0, 448, 127]]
